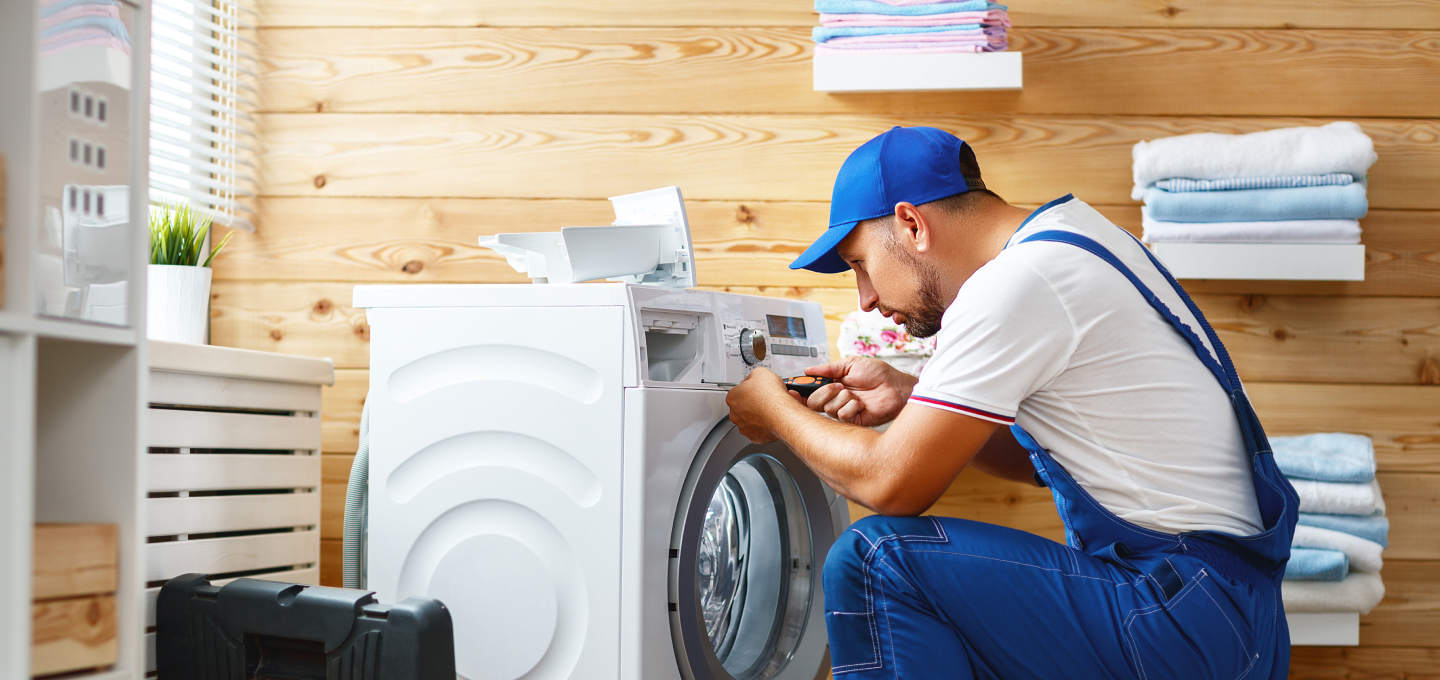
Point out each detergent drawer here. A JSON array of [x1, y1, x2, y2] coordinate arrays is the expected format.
[[366, 304, 625, 680]]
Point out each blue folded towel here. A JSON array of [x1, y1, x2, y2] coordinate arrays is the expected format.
[[1142, 183, 1368, 223], [1298, 512, 1390, 548], [813, 24, 989, 42], [816, 0, 1005, 16], [1285, 548, 1349, 582], [1155, 174, 1354, 192], [1272, 433, 1375, 483], [40, 16, 131, 41]]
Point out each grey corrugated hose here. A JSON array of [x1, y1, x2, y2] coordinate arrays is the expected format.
[[343, 401, 369, 589]]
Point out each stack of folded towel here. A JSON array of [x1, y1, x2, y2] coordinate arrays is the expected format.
[[813, 0, 1010, 55], [1131, 122, 1378, 245], [40, 0, 132, 58], [1275, 433, 1388, 616]]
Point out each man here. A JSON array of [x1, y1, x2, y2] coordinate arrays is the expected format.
[[725, 127, 1299, 679]]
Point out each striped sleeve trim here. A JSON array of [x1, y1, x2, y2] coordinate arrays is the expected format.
[[908, 396, 1016, 425]]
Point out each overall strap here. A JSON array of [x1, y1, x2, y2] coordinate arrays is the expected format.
[[1017, 230, 1238, 394]]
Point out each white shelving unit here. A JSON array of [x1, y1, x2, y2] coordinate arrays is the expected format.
[[1289, 612, 1360, 646], [1, 0, 151, 676], [814, 51, 1023, 93], [1151, 243, 1366, 281]]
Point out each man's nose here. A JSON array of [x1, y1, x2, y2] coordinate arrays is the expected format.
[[857, 283, 880, 312]]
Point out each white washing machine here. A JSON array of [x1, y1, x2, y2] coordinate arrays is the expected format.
[[354, 188, 849, 680]]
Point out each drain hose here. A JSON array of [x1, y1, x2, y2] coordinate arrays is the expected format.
[[342, 401, 369, 589]]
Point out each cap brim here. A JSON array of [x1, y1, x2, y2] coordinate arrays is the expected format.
[[789, 221, 858, 274]]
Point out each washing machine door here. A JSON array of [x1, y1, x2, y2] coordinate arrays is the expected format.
[[670, 420, 840, 680]]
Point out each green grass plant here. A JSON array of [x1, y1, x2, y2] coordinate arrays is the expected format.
[[149, 200, 234, 267]]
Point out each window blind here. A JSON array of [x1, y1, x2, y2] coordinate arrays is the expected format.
[[149, 0, 258, 231]]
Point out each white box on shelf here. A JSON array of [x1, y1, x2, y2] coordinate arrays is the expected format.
[[1150, 243, 1366, 281], [814, 51, 1022, 92], [1287, 612, 1360, 646]]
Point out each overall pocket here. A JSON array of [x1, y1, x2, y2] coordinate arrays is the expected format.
[[1125, 572, 1258, 680], [825, 611, 882, 674]]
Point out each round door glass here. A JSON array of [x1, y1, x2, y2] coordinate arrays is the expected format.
[[694, 454, 814, 680]]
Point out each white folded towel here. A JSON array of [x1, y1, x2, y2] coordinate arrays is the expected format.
[[1283, 572, 1385, 615], [1292, 524, 1384, 573], [1141, 209, 1362, 244], [1131, 122, 1378, 201], [1290, 478, 1382, 516]]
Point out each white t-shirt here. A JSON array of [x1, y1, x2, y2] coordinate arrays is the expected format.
[[910, 195, 1264, 536]]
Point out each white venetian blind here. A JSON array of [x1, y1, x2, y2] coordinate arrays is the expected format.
[[149, 0, 258, 231]]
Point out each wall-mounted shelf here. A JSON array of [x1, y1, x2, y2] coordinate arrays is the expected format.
[[1150, 243, 1365, 281], [814, 51, 1022, 93], [1288, 612, 1360, 646]]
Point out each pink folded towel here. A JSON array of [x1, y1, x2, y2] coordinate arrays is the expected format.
[[820, 9, 1008, 26], [827, 29, 1003, 44]]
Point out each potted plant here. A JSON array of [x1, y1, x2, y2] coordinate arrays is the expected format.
[[147, 201, 233, 343]]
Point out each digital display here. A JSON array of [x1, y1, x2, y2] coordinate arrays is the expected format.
[[766, 315, 807, 340]]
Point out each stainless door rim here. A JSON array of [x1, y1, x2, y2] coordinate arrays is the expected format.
[[669, 420, 838, 680]]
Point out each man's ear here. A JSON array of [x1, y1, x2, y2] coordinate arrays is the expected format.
[[893, 202, 931, 253]]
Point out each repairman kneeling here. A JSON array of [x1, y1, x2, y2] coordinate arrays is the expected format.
[[725, 126, 1301, 680]]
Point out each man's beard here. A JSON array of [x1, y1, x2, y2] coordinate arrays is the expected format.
[[890, 250, 948, 339]]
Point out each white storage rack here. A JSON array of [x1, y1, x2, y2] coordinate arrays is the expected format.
[[141, 341, 333, 673], [1, 0, 153, 676]]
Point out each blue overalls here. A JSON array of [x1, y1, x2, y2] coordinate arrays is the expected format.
[[822, 227, 1301, 679]]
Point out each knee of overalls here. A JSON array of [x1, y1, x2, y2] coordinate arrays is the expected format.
[[824, 515, 939, 610]]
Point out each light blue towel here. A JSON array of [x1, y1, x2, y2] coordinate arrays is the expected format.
[[1155, 174, 1354, 192], [816, 0, 1005, 16], [1272, 433, 1376, 483], [1285, 548, 1350, 581], [1142, 182, 1368, 223], [1298, 512, 1390, 548], [39, 16, 131, 41], [813, 24, 990, 42]]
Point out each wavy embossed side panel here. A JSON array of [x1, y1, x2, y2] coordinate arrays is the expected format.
[[387, 345, 604, 404], [386, 430, 602, 507], [399, 500, 588, 680]]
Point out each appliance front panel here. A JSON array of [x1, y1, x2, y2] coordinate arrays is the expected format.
[[368, 305, 626, 680]]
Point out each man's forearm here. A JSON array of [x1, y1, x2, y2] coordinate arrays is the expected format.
[[761, 391, 889, 509]]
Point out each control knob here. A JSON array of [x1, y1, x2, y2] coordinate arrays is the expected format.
[[739, 329, 767, 366]]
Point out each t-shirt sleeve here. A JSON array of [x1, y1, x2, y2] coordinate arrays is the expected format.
[[909, 258, 1076, 425]]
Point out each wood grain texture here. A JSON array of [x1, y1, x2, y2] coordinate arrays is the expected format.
[[1192, 294, 1440, 385], [255, 113, 1440, 210], [320, 537, 341, 587], [32, 524, 118, 601], [31, 595, 118, 676], [255, 0, 1440, 29], [1248, 383, 1440, 474], [1289, 645, 1440, 678], [215, 197, 847, 289], [1361, 560, 1440, 647], [322, 369, 366, 454], [218, 198, 1440, 297], [256, 27, 1440, 118], [321, 454, 351, 540]]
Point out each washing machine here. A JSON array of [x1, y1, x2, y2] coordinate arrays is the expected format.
[[354, 188, 849, 680]]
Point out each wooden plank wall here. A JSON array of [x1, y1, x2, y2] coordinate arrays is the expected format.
[[222, 1, 1440, 675]]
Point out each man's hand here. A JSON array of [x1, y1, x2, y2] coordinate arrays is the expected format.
[[726, 367, 794, 443], [802, 357, 917, 427]]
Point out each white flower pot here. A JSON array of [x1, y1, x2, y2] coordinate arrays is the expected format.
[[147, 264, 212, 344]]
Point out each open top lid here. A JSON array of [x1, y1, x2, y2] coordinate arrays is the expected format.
[[478, 186, 696, 288]]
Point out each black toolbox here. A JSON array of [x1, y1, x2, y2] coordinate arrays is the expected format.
[[156, 573, 455, 680]]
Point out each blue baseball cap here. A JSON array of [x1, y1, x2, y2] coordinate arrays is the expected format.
[[789, 126, 986, 274]]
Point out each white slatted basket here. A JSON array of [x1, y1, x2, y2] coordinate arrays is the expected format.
[[143, 341, 333, 673]]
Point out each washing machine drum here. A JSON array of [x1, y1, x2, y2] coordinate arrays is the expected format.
[[671, 421, 840, 680]]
